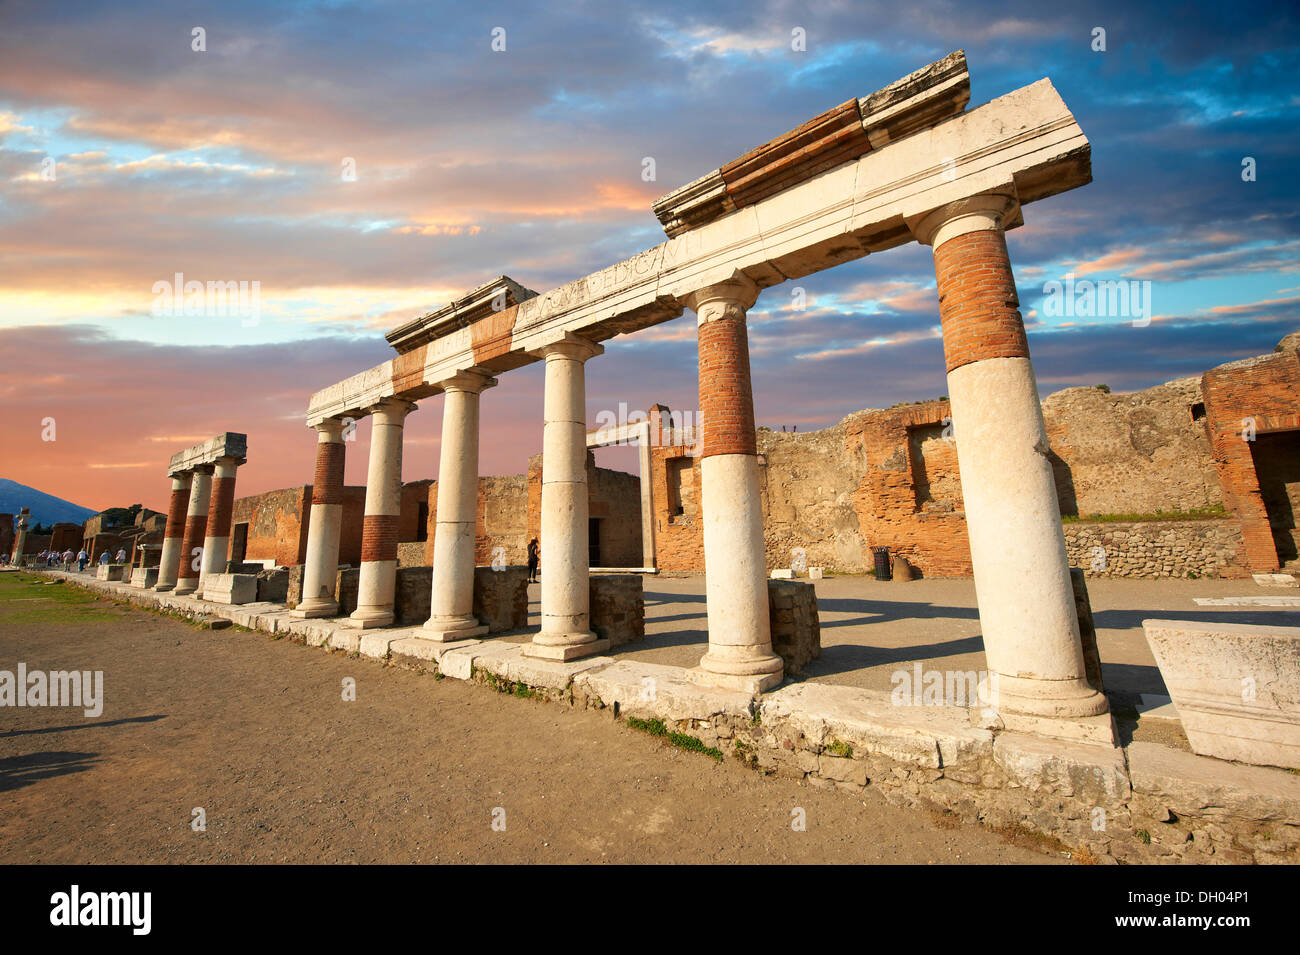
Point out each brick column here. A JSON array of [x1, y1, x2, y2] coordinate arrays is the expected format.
[[199, 455, 242, 596], [155, 475, 193, 590], [423, 370, 497, 641], [686, 273, 784, 693], [348, 398, 416, 628], [523, 333, 608, 661], [173, 465, 213, 596], [913, 193, 1109, 733], [293, 418, 347, 618]]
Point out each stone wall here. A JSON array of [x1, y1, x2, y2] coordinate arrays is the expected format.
[[767, 579, 820, 676], [1064, 520, 1247, 579], [473, 566, 529, 633], [231, 485, 313, 567], [526, 453, 643, 569], [590, 574, 644, 646], [394, 566, 432, 625]]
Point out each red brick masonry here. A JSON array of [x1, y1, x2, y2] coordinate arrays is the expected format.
[[932, 228, 1030, 373], [698, 315, 758, 458]]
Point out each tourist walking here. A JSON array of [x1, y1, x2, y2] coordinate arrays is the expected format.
[[76, 549, 88, 571], [62, 549, 74, 571]]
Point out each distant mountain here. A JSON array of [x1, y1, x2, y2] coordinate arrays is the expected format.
[[0, 479, 97, 527]]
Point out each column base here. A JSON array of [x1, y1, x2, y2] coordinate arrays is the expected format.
[[291, 599, 339, 619], [422, 616, 489, 642], [153, 583, 176, 593], [988, 672, 1110, 719], [173, 582, 199, 596], [346, 607, 394, 629], [522, 633, 610, 661], [994, 710, 1118, 746], [686, 665, 783, 695]]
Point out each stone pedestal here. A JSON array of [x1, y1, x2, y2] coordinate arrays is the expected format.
[[204, 573, 258, 605], [131, 567, 160, 589]]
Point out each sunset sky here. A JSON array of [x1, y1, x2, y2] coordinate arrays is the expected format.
[[1, 0, 1297, 513]]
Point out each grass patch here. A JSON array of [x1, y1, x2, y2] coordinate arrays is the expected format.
[[1062, 505, 1229, 524], [824, 739, 853, 758], [626, 717, 723, 762], [0, 573, 120, 624]]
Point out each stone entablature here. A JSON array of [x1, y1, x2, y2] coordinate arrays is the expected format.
[[652, 51, 971, 237], [385, 275, 538, 355], [306, 74, 1089, 427], [167, 432, 247, 477]]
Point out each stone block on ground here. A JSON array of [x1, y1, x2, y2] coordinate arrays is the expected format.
[[255, 567, 289, 604], [203, 573, 259, 605], [394, 565, 433, 625], [335, 566, 360, 618], [286, 564, 304, 609], [130, 567, 159, 589], [767, 579, 821, 676], [1144, 618, 1300, 770], [473, 565, 529, 633], [589, 574, 644, 647], [1127, 741, 1300, 825]]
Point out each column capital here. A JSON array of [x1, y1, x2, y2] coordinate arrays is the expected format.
[[190, 463, 215, 476], [908, 190, 1022, 251], [365, 396, 417, 420], [530, 331, 604, 363], [436, 368, 498, 395], [313, 416, 348, 441], [683, 271, 760, 322]]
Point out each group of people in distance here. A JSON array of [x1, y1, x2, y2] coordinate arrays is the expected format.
[[28, 546, 127, 572]]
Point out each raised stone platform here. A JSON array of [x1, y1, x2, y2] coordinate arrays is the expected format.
[[36, 568, 1300, 864], [203, 573, 259, 605]]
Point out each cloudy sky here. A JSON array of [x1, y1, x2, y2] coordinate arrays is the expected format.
[[1, 0, 1296, 512]]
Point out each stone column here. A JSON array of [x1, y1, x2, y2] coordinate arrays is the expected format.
[[348, 398, 415, 628], [293, 418, 347, 618], [154, 472, 192, 587], [173, 465, 213, 596], [423, 370, 497, 641], [155, 474, 192, 591], [912, 193, 1109, 732], [199, 455, 241, 595], [11, 508, 29, 564], [523, 333, 608, 661], [685, 273, 784, 693]]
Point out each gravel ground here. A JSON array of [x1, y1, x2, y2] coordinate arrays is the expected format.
[[0, 573, 1060, 865]]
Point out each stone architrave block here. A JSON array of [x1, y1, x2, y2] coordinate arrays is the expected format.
[[1144, 619, 1300, 770]]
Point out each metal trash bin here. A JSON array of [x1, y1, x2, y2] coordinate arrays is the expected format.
[[871, 546, 892, 581]]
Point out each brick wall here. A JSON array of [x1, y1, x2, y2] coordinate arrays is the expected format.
[[526, 452, 643, 569]]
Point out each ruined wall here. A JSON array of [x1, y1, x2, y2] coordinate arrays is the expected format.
[[232, 486, 312, 567], [1064, 520, 1247, 579], [526, 452, 643, 569], [651, 444, 705, 572], [1202, 339, 1300, 571], [1042, 378, 1219, 517]]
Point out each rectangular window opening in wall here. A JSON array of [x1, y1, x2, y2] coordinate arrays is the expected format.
[[1190, 402, 1206, 421], [907, 423, 962, 514], [416, 502, 429, 542], [666, 458, 688, 518], [231, 522, 249, 563]]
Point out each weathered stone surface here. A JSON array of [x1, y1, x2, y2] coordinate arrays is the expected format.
[[1128, 741, 1300, 825], [285, 564, 305, 609], [130, 567, 159, 589], [992, 732, 1130, 804], [335, 566, 360, 618], [203, 573, 258, 605], [168, 432, 247, 477], [255, 567, 288, 603], [589, 574, 644, 647], [1069, 568, 1103, 692], [1144, 619, 1300, 769], [96, 563, 128, 581], [575, 660, 755, 722], [394, 565, 432, 625], [472, 565, 528, 633], [767, 579, 820, 676]]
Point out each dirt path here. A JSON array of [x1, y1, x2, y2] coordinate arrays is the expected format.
[[0, 574, 1060, 864]]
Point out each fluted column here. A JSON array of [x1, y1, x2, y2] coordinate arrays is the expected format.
[[423, 370, 497, 641], [685, 273, 784, 693], [173, 465, 213, 596], [523, 333, 607, 661], [348, 398, 416, 628], [912, 193, 1109, 730], [154, 473, 193, 591], [293, 418, 347, 618], [199, 455, 242, 596]]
